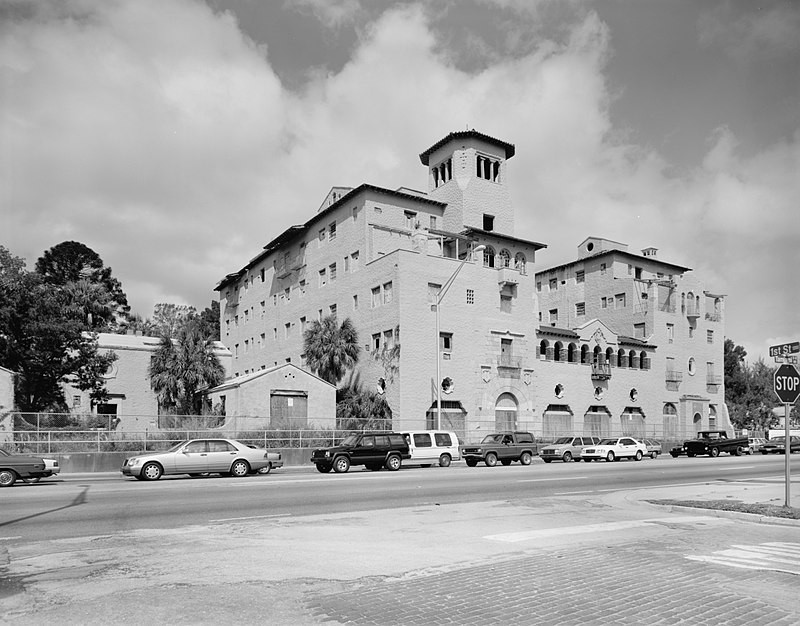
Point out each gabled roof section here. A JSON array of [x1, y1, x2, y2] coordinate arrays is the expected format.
[[618, 336, 658, 350], [536, 326, 580, 339], [462, 227, 547, 251], [536, 248, 691, 276], [419, 130, 515, 165], [206, 362, 334, 393]]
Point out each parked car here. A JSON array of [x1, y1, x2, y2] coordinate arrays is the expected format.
[[311, 432, 410, 473], [581, 437, 647, 462], [540, 436, 600, 463], [401, 431, 461, 467], [121, 438, 283, 481], [641, 438, 662, 459], [461, 431, 538, 467], [747, 437, 767, 454], [760, 436, 800, 455], [0, 448, 59, 487]]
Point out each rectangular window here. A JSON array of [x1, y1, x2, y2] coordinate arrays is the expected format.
[[260, 333, 265, 348], [318, 228, 326, 243], [352, 206, 359, 221], [371, 286, 381, 307], [383, 281, 393, 304], [244, 310, 249, 323], [329, 221, 337, 240], [576, 270, 585, 283], [353, 294, 358, 310], [707, 330, 714, 344], [351, 251, 360, 272], [466, 289, 474, 305], [260, 301, 266, 318], [260, 268, 265, 282], [549, 277, 558, 291], [299, 280, 306, 297], [500, 294, 512, 313], [635, 267, 643, 279], [329, 263, 337, 282], [317, 309, 323, 321], [689, 326, 694, 338], [549, 309, 558, 325], [428, 282, 441, 304], [404, 211, 417, 229], [344, 256, 350, 273], [600, 263, 607, 275], [483, 214, 494, 231], [384, 329, 394, 349], [234, 315, 239, 327], [634, 323, 646, 338], [300, 317, 306, 333], [284, 287, 290, 302], [284, 322, 291, 339], [439, 332, 453, 351], [615, 293, 626, 308], [430, 215, 437, 229], [318, 268, 326, 287], [244, 339, 249, 353], [601, 297, 608, 309], [372, 333, 381, 351], [329, 304, 337, 318], [536, 281, 542, 292], [667, 323, 674, 343], [225, 319, 230, 335], [576, 302, 585, 316]]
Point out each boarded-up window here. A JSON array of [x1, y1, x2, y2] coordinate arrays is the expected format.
[[270, 390, 308, 427]]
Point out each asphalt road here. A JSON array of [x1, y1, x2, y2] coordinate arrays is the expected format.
[[0, 454, 790, 543]]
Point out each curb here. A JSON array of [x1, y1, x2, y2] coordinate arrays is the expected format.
[[662, 503, 800, 527]]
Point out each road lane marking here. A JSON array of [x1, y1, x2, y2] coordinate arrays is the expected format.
[[687, 542, 800, 575], [518, 476, 588, 483], [485, 516, 728, 542], [210, 513, 292, 523]]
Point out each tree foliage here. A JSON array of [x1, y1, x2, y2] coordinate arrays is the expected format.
[[151, 303, 197, 339], [35, 241, 128, 331], [1, 246, 117, 411], [148, 319, 225, 415], [724, 339, 782, 432], [335, 372, 392, 430], [303, 315, 360, 385]]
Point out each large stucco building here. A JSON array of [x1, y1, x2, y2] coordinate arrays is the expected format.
[[215, 130, 729, 442]]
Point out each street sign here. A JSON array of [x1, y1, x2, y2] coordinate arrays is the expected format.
[[770, 341, 800, 358], [774, 363, 800, 404]]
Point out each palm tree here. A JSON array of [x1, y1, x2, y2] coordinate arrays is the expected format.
[[303, 315, 360, 385], [64, 279, 114, 329], [148, 321, 225, 415]]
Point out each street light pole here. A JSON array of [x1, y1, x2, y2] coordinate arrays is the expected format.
[[435, 244, 485, 430]]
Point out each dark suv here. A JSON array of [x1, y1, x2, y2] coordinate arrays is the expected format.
[[311, 432, 410, 473]]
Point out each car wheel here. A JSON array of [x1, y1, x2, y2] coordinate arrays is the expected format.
[[651, 452, 658, 459], [0, 469, 17, 487], [385, 455, 401, 471], [606, 451, 615, 462], [141, 462, 163, 481], [439, 454, 452, 467], [465, 459, 478, 467], [519, 451, 532, 466], [257, 463, 272, 475], [485, 453, 498, 467], [315, 463, 332, 473], [333, 456, 350, 473], [563, 451, 573, 463], [710, 447, 720, 458], [634, 450, 643, 461], [23, 477, 41, 484], [230, 460, 250, 477], [734, 447, 743, 457]]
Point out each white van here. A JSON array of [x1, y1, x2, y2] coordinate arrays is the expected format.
[[401, 431, 461, 467]]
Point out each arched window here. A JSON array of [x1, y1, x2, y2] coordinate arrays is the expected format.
[[709, 405, 717, 430], [663, 403, 678, 441], [495, 393, 518, 431], [618, 348, 627, 368], [663, 403, 677, 416], [514, 253, 527, 274], [580, 344, 589, 364], [554, 341, 563, 362], [498, 249, 511, 268], [606, 347, 615, 367], [639, 350, 648, 370], [539, 339, 550, 360], [681, 293, 686, 314], [483, 246, 496, 268], [567, 343, 577, 363], [593, 345, 603, 364]]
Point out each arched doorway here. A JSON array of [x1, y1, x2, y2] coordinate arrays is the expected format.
[[495, 393, 518, 431], [621, 407, 645, 438], [584, 406, 611, 438], [693, 412, 702, 432], [543, 404, 573, 438], [663, 403, 678, 441]]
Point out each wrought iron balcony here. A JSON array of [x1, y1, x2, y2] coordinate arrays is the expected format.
[[591, 363, 611, 380], [665, 370, 683, 383]]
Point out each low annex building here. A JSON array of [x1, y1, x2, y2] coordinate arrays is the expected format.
[[215, 130, 729, 443]]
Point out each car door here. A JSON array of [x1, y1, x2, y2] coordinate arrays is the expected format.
[[353, 435, 379, 465], [618, 437, 637, 458], [205, 439, 238, 473], [412, 433, 434, 463], [173, 440, 209, 473]]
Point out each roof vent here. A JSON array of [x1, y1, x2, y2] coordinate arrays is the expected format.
[[642, 247, 658, 258]]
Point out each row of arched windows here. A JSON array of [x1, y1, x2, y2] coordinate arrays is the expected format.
[[483, 246, 527, 274], [538, 340, 651, 370]]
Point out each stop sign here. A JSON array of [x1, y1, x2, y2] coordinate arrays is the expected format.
[[774, 363, 800, 404]]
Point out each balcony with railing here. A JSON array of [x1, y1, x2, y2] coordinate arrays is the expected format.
[[591, 362, 611, 380], [497, 355, 523, 370], [275, 253, 306, 279], [665, 370, 683, 383]]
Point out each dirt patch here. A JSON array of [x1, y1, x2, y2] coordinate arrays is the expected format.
[[647, 499, 800, 519]]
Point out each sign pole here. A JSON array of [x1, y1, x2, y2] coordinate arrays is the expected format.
[[785, 402, 791, 508]]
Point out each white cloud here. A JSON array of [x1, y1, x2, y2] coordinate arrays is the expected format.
[[1, 1, 797, 359]]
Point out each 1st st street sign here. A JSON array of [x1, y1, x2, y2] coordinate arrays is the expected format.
[[774, 363, 800, 404]]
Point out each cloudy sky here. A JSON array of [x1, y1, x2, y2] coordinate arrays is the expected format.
[[2, 0, 798, 362]]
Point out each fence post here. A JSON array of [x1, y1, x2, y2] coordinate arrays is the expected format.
[[299, 429, 302, 450]]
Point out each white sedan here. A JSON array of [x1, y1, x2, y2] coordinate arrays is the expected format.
[[581, 437, 647, 462]]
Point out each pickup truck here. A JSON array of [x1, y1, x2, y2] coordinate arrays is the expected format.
[[460, 431, 537, 467], [670, 430, 749, 458]]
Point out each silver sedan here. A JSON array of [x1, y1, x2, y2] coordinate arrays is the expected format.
[[121, 438, 283, 481]]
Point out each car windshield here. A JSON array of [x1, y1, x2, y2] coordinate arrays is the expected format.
[[598, 439, 617, 445], [340, 434, 360, 446], [167, 441, 189, 452], [0, 449, 9, 457], [481, 434, 504, 443], [554, 437, 573, 444]]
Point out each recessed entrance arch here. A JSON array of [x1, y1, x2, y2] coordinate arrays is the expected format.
[[584, 406, 611, 438], [543, 404, 573, 438], [621, 407, 645, 438], [495, 393, 518, 431]]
